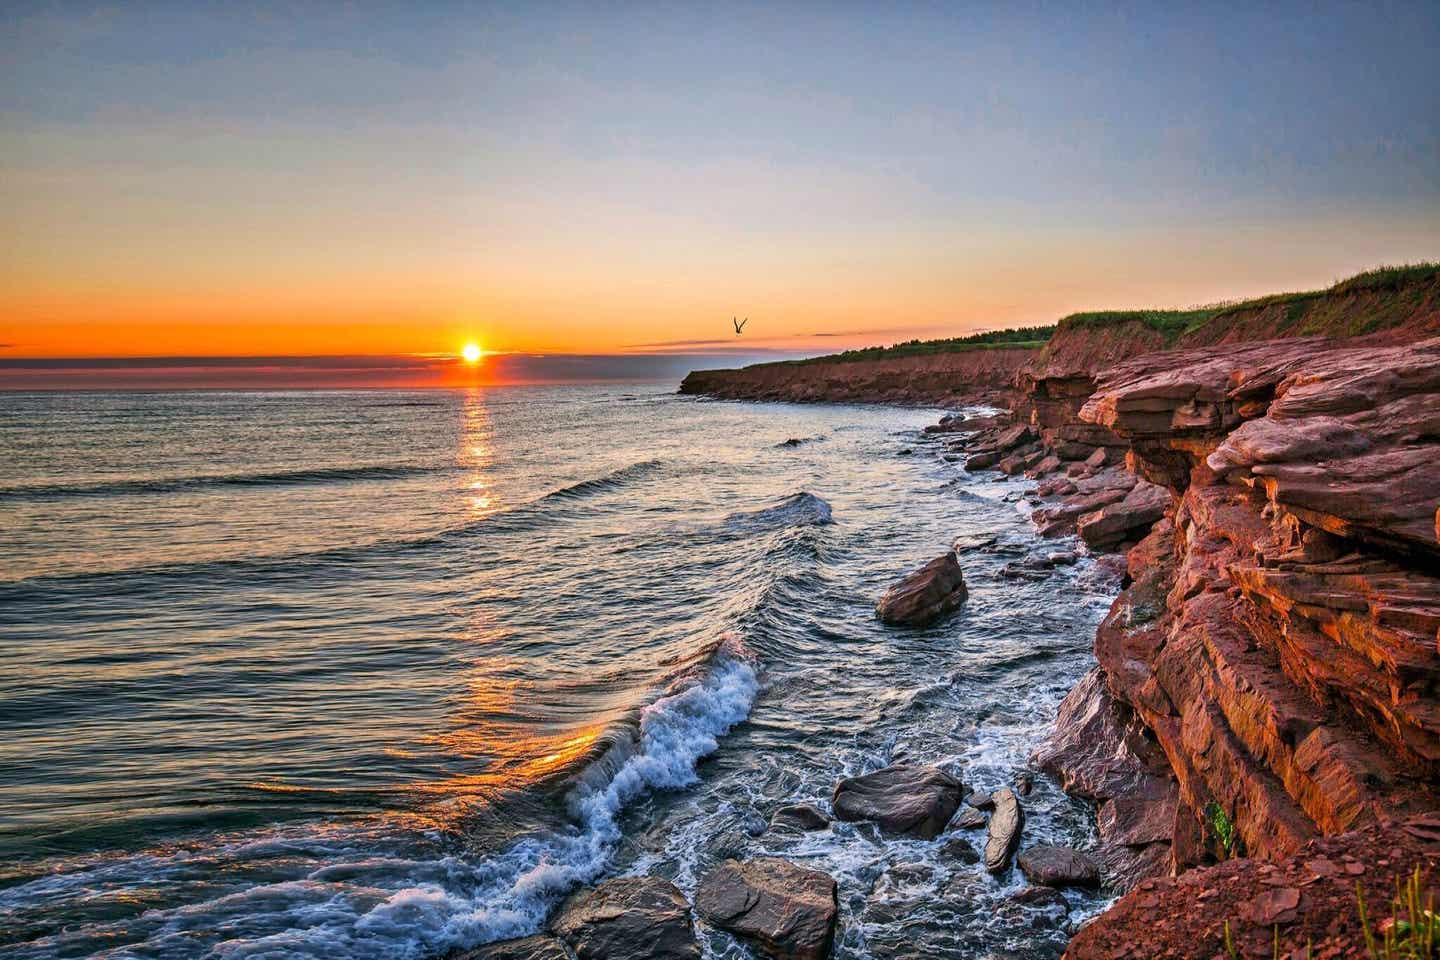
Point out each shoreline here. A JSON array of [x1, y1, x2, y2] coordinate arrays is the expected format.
[[672, 269, 1440, 957]]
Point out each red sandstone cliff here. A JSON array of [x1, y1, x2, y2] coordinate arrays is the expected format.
[[678, 346, 1036, 406]]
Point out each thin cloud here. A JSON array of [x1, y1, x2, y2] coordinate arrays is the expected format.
[[622, 338, 738, 349]]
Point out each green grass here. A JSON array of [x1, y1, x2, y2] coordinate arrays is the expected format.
[[757, 325, 1054, 367], [1331, 262, 1440, 296], [1057, 307, 1223, 341]]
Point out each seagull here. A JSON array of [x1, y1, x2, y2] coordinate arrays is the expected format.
[[733, 317, 748, 335]]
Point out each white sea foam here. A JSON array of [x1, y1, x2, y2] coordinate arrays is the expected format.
[[3, 647, 758, 960]]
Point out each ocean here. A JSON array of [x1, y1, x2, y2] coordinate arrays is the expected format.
[[0, 385, 1116, 959]]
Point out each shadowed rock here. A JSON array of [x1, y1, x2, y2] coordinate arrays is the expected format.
[[983, 788, 1024, 872], [550, 876, 699, 960], [695, 857, 837, 960], [948, 805, 987, 830], [1017, 844, 1102, 888], [832, 764, 965, 839], [875, 552, 968, 626], [455, 936, 571, 960]]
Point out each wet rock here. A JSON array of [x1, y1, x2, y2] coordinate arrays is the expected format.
[[983, 788, 1024, 872], [965, 450, 1001, 471], [1017, 844, 1102, 888], [948, 805, 987, 830], [874, 552, 968, 627], [832, 764, 965, 839], [695, 857, 837, 960], [1076, 479, 1170, 550], [1014, 771, 1034, 796], [770, 803, 831, 832], [455, 935, 571, 960], [550, 876, 700, 960]]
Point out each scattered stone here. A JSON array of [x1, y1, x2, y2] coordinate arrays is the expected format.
[[1014, 771, 1034, 796], [1017, 844, 1102, 888], [1243, 887, 1302, 926], [983, 788, 1024, 873], [695, 857, 837, 960], [770, 804, 831, 832], [832, 764, 965, 839], [874, 552, 968, 627], [550, 876, 699, 960]]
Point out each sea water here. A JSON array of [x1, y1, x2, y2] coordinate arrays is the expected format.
[[0, 386, 1117, 958]]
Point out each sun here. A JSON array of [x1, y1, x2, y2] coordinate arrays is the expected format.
[[461, 342, 482, 363]]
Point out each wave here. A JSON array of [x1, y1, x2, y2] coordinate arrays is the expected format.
[[395, 637, 757, 951], [0, 460, 674, 594], [775, 435, 825, 448], [538, 459, 666, 502], [0, 464, 453, 502], [0, 638, 759, 959], [725, 491, 833, 529]]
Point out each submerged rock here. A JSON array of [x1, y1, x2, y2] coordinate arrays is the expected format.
[[550, 876, 700, 960], [770, 803, 831, 832], [695, 857, 837, 960], [1017, 844, 1102, 888], [874, 552, 968, 626], [983, 788, 1024, 872], [832, 764, 965, 839], [456, 936, 570, 960]]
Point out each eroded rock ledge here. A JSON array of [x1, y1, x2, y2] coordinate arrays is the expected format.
[[1024, 335, 1440, 953]]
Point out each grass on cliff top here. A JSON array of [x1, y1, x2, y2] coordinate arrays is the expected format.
[[1056, 260, 1439, 344], [739, 261, 1438, 370], [754, 325, 1055, 367]]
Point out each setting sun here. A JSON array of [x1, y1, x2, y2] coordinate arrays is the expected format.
[[461, 343, 482, 363]]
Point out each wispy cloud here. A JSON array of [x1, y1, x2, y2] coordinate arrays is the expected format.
[[622, 338, 738, 348]]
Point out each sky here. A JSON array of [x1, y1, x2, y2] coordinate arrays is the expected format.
[[2, 1, 1438, 386]]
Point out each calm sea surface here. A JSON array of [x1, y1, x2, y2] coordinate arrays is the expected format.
[[0, 386, 1116, 959]]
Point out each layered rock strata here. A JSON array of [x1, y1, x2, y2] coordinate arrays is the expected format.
[[1044, 336, 1440, 896]]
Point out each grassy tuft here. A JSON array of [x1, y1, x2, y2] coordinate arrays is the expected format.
[[1220, 865, 1437, 960]]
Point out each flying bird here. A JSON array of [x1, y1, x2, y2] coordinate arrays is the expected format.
[[733, 317, 748, 335]]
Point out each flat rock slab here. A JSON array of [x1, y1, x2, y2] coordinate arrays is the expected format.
[[875, 552, 968, 626], [456, 936, 571, 960], [550, 876, 699, 960], [984, 788, 1025, 873], [695, 857, 837, 960], [832, 764, 965, 839], [1017, 844, 1102, 888]]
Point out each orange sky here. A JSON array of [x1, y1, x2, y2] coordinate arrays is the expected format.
[[4, 5, 1438, 369]]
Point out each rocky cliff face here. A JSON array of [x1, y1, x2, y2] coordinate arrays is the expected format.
[[678, 347, 1037, 406], [1066, 336, 1440, 861]]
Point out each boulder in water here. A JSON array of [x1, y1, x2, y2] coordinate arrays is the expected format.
[[550, 876, 700, 960], [983, 788, 1025, 873], [1017, 844, 1102, 888], [875, 552, 968, 627], [695, 857, 837, 960], [832, 763, 965, 839]]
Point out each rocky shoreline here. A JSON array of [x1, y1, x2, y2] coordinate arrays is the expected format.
[[671, 271, 1440, 957]]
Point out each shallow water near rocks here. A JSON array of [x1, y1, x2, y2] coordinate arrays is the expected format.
[[0, 385, 1117, 958]]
